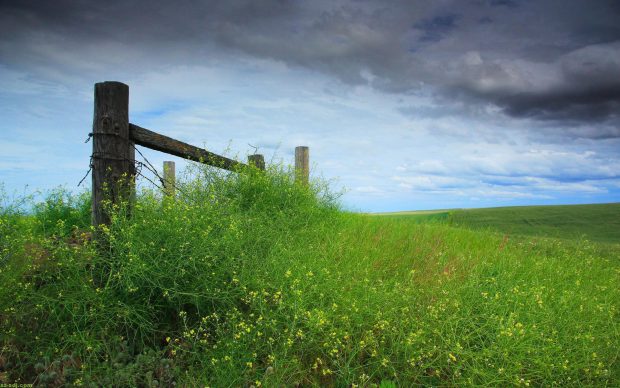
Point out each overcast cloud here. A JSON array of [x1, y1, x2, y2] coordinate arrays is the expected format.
[[0, 0, 618, 211]]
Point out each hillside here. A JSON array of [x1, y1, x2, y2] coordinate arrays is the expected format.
[[1, 170, 618, 386], [377, 203, 620, 244]]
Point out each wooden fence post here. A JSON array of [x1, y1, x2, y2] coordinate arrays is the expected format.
[[295, 146, 309, 185], [163, 161, 176, 197], [248, 154, 265, 170], [91, 81, 133, 228]]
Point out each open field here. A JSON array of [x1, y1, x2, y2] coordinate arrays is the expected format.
[[1, 170, 618, 386], [376, 203, 620, 244], [370, 209, 451, 224], [451, 203, 620, 244]]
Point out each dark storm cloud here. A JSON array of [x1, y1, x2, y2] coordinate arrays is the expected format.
[[451, 39, 620, 128], [499, 88, 620, 122], [489, 0, 520, 8], [1, 0, 620, 133], [412, 13, 459, 43]]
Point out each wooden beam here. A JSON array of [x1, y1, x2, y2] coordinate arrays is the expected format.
[[163, 161, 176, 198], [248, 154, 265, 170], [92, 81, 133, 228], [129, 124, 247, 172], [295, 146, 309, 185]]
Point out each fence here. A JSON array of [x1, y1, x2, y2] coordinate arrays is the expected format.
[[91, 81, 309, 228]]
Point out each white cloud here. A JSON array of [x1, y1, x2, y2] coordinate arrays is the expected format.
[[0, 1, 619, 211], [353, 186, 384, 195]]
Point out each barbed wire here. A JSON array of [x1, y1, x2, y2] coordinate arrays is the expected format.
[[78, 146, 167, 193], [132, 144, 195, 201], [133, 146, 165, 187], [77, 164, 92, 187], [78, 151, 136, 187], [79, 141, 217, 203], [134, 161, 164, 192]]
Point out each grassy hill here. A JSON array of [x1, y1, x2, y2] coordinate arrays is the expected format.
[[1, 170, 618, 386], [377, 203, 620, 244], [451, 203, 620, 244]]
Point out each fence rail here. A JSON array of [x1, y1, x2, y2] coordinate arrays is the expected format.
[[91, 81, 309, 228], [129, 124, 248, 172]]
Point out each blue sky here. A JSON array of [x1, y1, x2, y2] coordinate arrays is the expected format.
[[1, 0, 619, 212]]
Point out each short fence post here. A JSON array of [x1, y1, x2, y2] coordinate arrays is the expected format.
[[248, 154, 265, 170], [295, 146, 309, 185], [91, 81, 133, 228], [163, 161, 176, 198]]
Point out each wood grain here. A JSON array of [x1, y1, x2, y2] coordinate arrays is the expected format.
[[130, 124, 247, 172]]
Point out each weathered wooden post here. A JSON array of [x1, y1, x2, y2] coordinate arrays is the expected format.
[[295, 146, 309, 185], [248, 154, 265, 170], [91, 81, 134, 228], [163, 161, 176, 197]]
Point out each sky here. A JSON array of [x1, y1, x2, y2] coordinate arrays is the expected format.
[[1, 0, 619, 212]]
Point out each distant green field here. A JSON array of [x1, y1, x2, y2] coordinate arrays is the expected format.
[[451, 203, 620, 244], [378, 203, 620, 244], [372, 209, 450, 223]]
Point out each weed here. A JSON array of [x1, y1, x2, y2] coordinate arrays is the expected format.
[[0, 166, 618, 386]]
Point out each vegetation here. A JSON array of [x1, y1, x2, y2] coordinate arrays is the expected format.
[[373, 210, 450, 224], [1, 167, 618, 386], [378, 203, 620, 244], [450, 204, 620, 244]]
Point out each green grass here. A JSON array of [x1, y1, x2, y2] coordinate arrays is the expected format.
[[376, 203, 620, 244], [1, 169, 618, 386], [372, 209, 451, 224], [450, 204, 620, 244]]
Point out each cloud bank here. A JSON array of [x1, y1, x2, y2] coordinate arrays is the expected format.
[[0, 0, 618, 211]]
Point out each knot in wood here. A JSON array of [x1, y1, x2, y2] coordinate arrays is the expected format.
[[100, 116, 121, 135], [101, 116, 111, 131]]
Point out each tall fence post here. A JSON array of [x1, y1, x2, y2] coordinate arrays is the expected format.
[[91, 81, 133, 228], [295, 146, 309, 186], [163, 161, 176, 197], [248, 154, 265, 171]]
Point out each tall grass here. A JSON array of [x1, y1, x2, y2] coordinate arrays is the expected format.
[[0, 166, 618, 386]]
